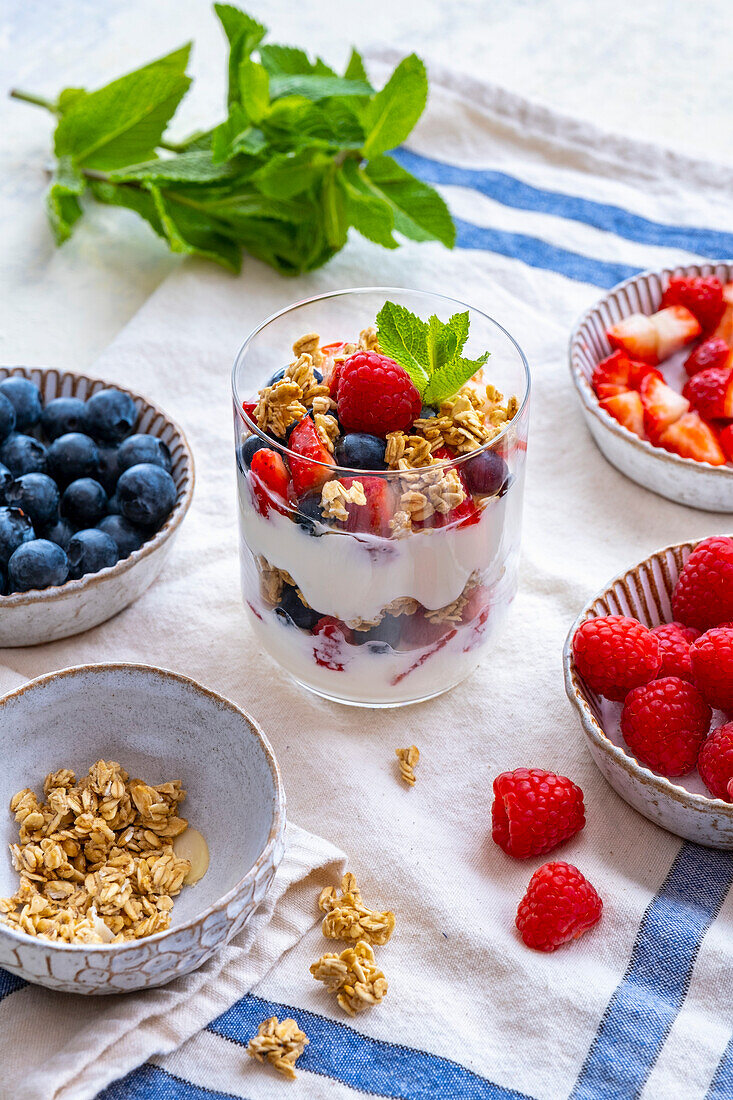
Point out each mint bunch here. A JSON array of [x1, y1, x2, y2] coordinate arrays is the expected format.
[[11, 5, 455, 275], [376, 300, 490, 405]]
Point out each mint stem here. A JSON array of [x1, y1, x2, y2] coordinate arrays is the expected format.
[[9, 89, 58, 114]]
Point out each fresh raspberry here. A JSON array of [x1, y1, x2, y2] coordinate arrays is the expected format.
[[515, 862, 602, 952], [621, 676, 711, 776], [672, 536, 733, 631], [491, 768, 585, 859], [684, 337, 731, 377], [651, 622, 700, 682], [661, 276, 726, 335], [689, 628, 733, 711], [572, 615, 660, 701], [337, 351, 422, 435], [312, 616, 352, 671], [698, 723, 733, 800], [249, 448, 290, 516]]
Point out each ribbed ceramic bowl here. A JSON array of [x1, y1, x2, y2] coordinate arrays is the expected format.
[[569, 261, 733, 512], [563, 537, 733, 848], [0, 367, 194, 646], [0, 664, 286, 994]]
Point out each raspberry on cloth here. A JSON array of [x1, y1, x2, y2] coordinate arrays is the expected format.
[[491, 768, 586, 858], [515, 862, 603, 952]]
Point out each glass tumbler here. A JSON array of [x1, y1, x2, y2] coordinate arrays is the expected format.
[[232, 287, 530, 707]]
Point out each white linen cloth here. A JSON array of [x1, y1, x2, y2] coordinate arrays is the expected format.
[[1, 54, 733, 1100]]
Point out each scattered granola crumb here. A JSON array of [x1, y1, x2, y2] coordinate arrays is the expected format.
[[395, 745, 420, 786], [310, 940, 388, 1016], [0, 760, 193, 943], [247, 1016, 309, 1080], [320, 479, 366, 521], [318, 872, 395, 946]]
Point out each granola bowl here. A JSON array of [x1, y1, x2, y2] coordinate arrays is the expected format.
[[0, 663, 285, 994], [233, 287, 531, 707], [562, 538, 733, 848]]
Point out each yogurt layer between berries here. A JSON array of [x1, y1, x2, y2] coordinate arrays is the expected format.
[[235, 300, 527, 705]]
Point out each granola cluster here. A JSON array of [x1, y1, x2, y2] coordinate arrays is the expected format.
[[320, 478, 366, 521], [310, 939, 389, 1017], [0, 760, 192, 943], [318, 872, 395, 946], [395, 745, 420, 786], [247, 1016, 309, 1081]]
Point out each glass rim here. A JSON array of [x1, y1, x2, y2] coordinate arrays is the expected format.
[[231, 286, 531, 477]]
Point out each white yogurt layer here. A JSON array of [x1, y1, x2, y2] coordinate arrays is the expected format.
[[238, 478, 515, 622]]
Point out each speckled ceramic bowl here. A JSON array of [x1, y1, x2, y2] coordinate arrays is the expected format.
[[570, 261, 733, 512], [563, 537, 733, 848], [0, 664, 285, 993], [0, 367, 194, 646]]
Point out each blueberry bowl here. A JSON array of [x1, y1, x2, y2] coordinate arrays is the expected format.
[[0, 367, 194, 646]]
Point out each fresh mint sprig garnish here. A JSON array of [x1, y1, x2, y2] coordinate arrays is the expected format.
[[376, 300, 490, 405], [9, 5, 455, 276]]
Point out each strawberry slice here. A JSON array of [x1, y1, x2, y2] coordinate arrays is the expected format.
[[288, 416, 333, 497], [591, 352, 659, 399], [599, 391, 645, 438], [683, 367, 733, 421], [250, 448, 290, 515], [658, 411, 726, 465], [312, 616, 352, 671], [341, 475, 396, 536], [661, 276, 726, 335], [242, 400, 257, 420], [684, 337, 732, 377], [607, 314, 658, 363], [653, 305, 702, 360], [639, 373, 689, 440], [719, 424, 733, 463], [712, 283, 733, 346]]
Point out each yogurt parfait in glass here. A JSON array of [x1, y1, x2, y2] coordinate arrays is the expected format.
[[233, 287, 530, 706]]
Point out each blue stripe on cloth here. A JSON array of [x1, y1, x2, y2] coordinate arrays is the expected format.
[[707, 1034, 733, 1100], [0, 969, 26, 1002], [570, 842, 733, 1100], [208, 993, 533, 1100], [97, 1063, 248, 1100], [453, 217, 641, 288], [394, 148, 733, 258]]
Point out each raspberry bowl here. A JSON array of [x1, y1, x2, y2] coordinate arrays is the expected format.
[[233, 287, 530, 707], [570, 261, 733, 511], [563, 537, 733, 848]]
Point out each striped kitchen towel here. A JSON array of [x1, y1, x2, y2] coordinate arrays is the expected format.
[[1, 54, 733, 1100]]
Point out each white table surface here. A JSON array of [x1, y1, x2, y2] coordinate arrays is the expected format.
[[1, 0, 732, 369]]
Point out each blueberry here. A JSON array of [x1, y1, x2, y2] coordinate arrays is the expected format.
[[240, 435, 269, 469], [117, 433, 172, 475], [97, 514, 146, 558], [107, 492, 122, 515], [61, 478, 107, 527], [294, 493, 326, 536], [334, 432, 387, 470], [0, 462, 12, 502], [5, 473, 59, 529], [84, 388, 137, 443], [0, 506, 34, 567], [461, 450, 509, 495], [47, 432, 100, 485], [419, 403, 438, 419], [8, 538, 68, 591], [67, 528, 118, 579], [0, 393, 16, 443], [40, 397, 87, 441], [353, 613, 402, 652], [0, 377, 42, 431], [267, 366, 323, 386], [116, 463, 176, 529], [0, 434, 47, 476], [42, 516, 75, 552], [96, 445, 119, 493], [275, 586, 321, 631], [0, 568, 5, 595]]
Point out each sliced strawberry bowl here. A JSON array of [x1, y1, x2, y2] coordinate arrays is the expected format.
[[570, 263, 733, 511]]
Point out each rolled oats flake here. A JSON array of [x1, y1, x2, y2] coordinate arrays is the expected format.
[[395, 745, 420, 786]]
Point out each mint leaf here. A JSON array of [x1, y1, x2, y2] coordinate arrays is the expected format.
[[148, 184, 242, 271], [238, 58, 269, 122], [211, 105, 266, 161], [339, 159, 397, 249], [344, 48, 369, 84], [364, 155, 454, 247], [56, 87, 87, 114], [259, 44, 335, 78], [54, 45, 192, 170], [321, 167, 347, 249], [269, 74, 372, 102], [46, 156, 85, 243], [214, 4, 266, 106], [109, 151, 240, 184], [362, 54, 427, 157], [377, 301, 489, 403], [252, 149, 324, 198], [376, 302, 430, 392]]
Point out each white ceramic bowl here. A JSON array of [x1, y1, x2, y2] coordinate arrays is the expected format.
[[563, 537, 733, 848], [0, 367, 194, 646], [569, 261, 733, 512], [0, 664, 285, 993]]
